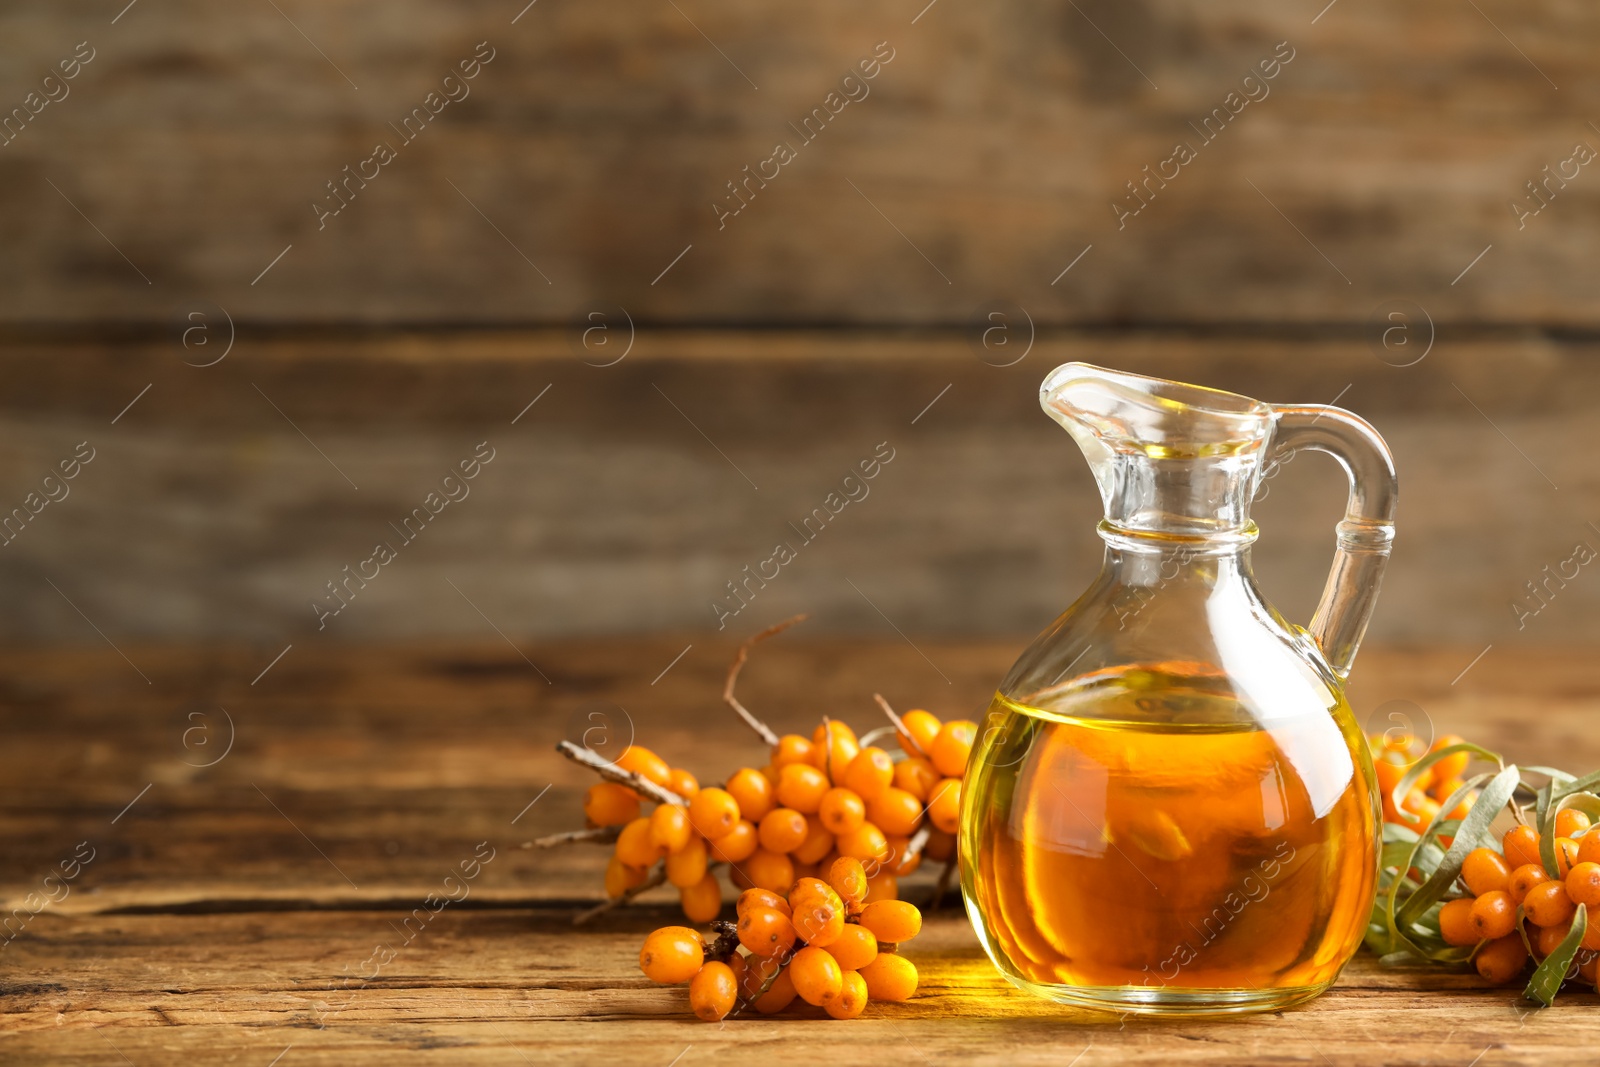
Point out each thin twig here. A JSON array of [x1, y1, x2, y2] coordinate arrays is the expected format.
[[902, 824, 932, 864], [723, 614, 807, 747], [573, 864, 667, 925], [874, 693, 927, 758], [556, 741, 685, 806], [929, 855, 958, 913], [530, 826, 621, 849]]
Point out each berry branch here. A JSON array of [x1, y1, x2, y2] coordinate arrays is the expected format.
[[531, 826, 620, 849], [873, 692, 927, 758], [556, 740, 685, 806], [574, 864, 667, 925], [723, 614, 808, 746]]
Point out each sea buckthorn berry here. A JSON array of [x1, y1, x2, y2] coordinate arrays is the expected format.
[[1568, 861, 1600, 907], [616, 745, 673, 790], [925, 828, 956, 862], [843, 747, 895, 802], [1507, 863, 1550, 906], [584, 782, 641, 826], [773, 734, 815, 768], [860, 899, 923, 943], [688, 788, 741, 839], [737, 887, 792, 918], [1468, 891, 1517, 940], [1474, 933, 1528, 985], [1580, 949, 1600, 985], [859, 952, 918, 1001], [725, 768, 775, 823], [1374, 750, 1409, 799], [1440, 787, 1476, 822], [867, 787, 925, 837], [897, 709, 942, 758], [666, 835, 709, 888], [616, 817, 665, 868], [1400, 789, 1440, 829], [1524, 880, 1577, 928], [811, 721, 861, 776], [1503, 825, 1543, 871], [792, 860, 819, 881], [1461, 847, 1511, 896], [1556, 837, 1580, 879], [828, 922, 879, 970], [758, 808, 809, 854], [819, 788, 867, 836], [928, 778, 962, 835], [826, 969, 869, 1020], [1584, 918, 1600, 953], [759, 763, 781, 786], [1438, 897, 1480, 947], [791, 815, 835, 865], [728, 864, 753, 891], [930, 720, 978, 778], [776, 764, 830, 814], [836, 822, 890, 863], [1428, 734, 1470, 783], [892, 757, 941, 802], [680, 873, 723, 923], [650, 804, 693, 853], [884, 836, 922, 877], [668, 767, 700, 799], [864, 870, 899, 903], [1535, 922, 1569, 958], [829, 856, 869, 904], [790, 945, 844, 1006], [788, 875, 831, 901], [1581, 830, 1600, 867], [709, 820, 759, 864], [690, 960, 738, 1021], [1556, 809, 1592, 840], [606, 856, 647, 898], [746, 849, 797, 894], [739, 906, 798, 957], [639, 926, 703, 984], [792, 891, 846, 947], [752, 964, 798, 1014]]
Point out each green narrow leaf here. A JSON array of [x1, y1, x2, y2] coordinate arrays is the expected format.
[[1523, 766, 1577, 785], [1389, 743, 1502, 819], [1537, 781, 1560, 879], [1551, 769, 1600, 799], [1523, 904, 1587, 1008], [1395, 766, 1519, 930]]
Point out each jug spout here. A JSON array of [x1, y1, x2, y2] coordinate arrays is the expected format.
[[1040, 362, 1275, 544]]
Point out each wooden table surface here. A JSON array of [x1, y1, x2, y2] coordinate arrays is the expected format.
[[3, 637, 1599, 1065]]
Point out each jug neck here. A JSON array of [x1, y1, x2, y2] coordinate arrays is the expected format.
[[1097, 450, 1262, 549]]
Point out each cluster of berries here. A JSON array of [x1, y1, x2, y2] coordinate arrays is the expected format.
[[638, 856, 923, 1021], [1372, 730, 1477, 829]]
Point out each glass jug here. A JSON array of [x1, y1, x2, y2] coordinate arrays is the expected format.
[[959, 362, 1396, 1016]]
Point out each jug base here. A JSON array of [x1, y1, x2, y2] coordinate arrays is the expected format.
[[1003, 975, 1332, 1017]]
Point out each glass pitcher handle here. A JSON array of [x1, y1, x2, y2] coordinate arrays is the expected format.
[[1268, 405, 1398, 679]]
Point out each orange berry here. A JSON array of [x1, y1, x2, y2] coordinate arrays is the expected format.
[[584, 782, 641, 826], [892, 757, 940, 802], [929, 720, 977, 778], [1525, 880, 1577, 928], [688, 788, 741, 839], [860, 899, 923, 943], [725, 768, 775, 823], [859, 952, 918, 1001], [790, 814, 835, 865], [792, 888, 846, 948], [639, 926, 703, 984], [606, 857, 647, 898], [708, 820, 758, 864], [1474, 934, 1528, 985], [897, 709, 942, 758], [650, 804, 693, 853], [776, 764, 831, 814], [665, 834, 709, 888], [689, 960, 737, 1021], [758, 808, 809, 854], [1556, 809, 1592, 840], [772, 734, 815, 768], [668, 767, 700, 799], [826, 969, 869, 1019], [1438, 897, 1479, 947], [616, 745, 673, 790], [1507, 863, 1550, 906], [828, 922, 879, 970], [828, 856, 869, 904], [1373, 750, 1409, 799], [1400, 789, 1441, 829], [1468, 891, 1517, 940], [1460, 847, 1511, 896], [752, 964, 799, 1013], [746, 848, 797, 894], [1439, 787, 1475, 822], [864, 870, 899, 903], [759, 763, 781, 786], [1428, 734, 1469, 783], [736, 887, 792, 918], [1535, 922, 1569, 958], [1581, 949, 1600, 986], [883, 835, 922, 877], [925, 828, 956, 862], [1504, 825, 1543, 871], [790, 945, 844, 1006], [810, 721, 861, 777], [836, 822, 889, 863], [1556, 837, 1580, 879], [616, 817, 665, 868], [843, 747, 895, 802], [1568, 861, 1600, 908], [867, 787, 924, 837], [928, 778, 962, 835], [819, 788, 867, 836], [738, 906, 798, 957], [680, 873, 723, 923], [1585, 918, 1600, 953], [1579, 829, 1600, 867]]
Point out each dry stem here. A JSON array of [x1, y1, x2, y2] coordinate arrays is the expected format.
[[530, 826, 620, 849], [874, 692, 926, 758], [929, 855, 958, 913], [573, 864, 667, 925], [723, 614, 807, 747], [556, 740, 685, 806]]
